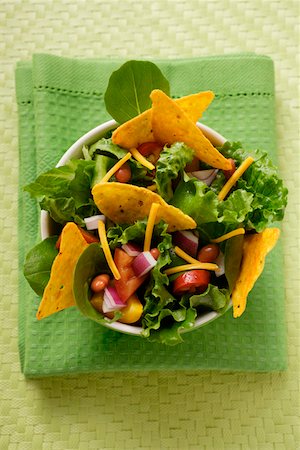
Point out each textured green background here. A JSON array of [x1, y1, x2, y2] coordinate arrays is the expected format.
[[1, 1, 299, 449]]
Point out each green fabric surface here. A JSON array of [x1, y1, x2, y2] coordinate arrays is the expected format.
[[2, 2, 299, 449], [16, 53, 287, 377]]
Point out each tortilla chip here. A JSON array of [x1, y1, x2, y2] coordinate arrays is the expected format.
[[112, 91, 214, 150], [92, 182, 196, 232], [112, 109, 154, 149], [178, 91, 214, 122], [36, 222, 88, 320], [232, 228, 280, 318], [150, 89, 231, 170]]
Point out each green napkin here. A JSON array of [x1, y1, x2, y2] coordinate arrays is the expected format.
[[16, 53, 286, 377]]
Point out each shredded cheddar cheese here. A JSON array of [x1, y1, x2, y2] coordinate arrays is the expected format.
[[98, 220, 121, 280], [144, 203, 160, 252], [174, 246, 201, 265], [218, 156, 254, 201], [99, 152, 132, 183], [164, 262, 218, 276], [211, 228, 245, 244], [130, 147, 155, 171]]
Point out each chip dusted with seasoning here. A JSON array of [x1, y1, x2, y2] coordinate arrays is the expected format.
[[111, 91, 214, 150], [232, 228, 280, 318], [36, 222, 89, 320], [150, 89, 231, 170], [92, 182, 196, 232]]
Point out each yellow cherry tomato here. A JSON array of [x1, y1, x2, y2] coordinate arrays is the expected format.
[[118, 294, 143, 324], [90, 291, 143, 324]]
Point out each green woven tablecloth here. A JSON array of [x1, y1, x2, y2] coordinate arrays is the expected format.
[[16, 53, 286, 377]]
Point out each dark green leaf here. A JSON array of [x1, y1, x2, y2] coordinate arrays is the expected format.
[[224, 235, 244, 293], [104, 60, 170, 124], [24, 159, 97, 226], [23, 236, 58, 296], [73, 243, 119, 324]]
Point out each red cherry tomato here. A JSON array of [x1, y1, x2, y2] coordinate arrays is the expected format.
[[90, 274, 110, 293], [173, 270, 210, 295], [115, 162, 131, 183], [223, 158, 236, 180], [138, 142, 163, 157], [197, 244, 220, 263], [150, 248, 160, 260]]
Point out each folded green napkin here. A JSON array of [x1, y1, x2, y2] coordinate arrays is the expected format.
[[16, 53, 286, 377]]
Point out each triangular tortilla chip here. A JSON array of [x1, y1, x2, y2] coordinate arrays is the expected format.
[[232, 228, 280, 318], [150, 89, 231, 170], [111, 91, 214, 149], [92, 182, 196, 232], [36, 222, 88, 320]]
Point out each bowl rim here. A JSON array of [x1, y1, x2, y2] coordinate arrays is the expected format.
[[40, 119, 231, 336]]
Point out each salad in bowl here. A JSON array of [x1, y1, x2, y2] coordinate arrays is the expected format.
[[23, 61, 288, 345]]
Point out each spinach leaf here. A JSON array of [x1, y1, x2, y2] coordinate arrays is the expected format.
[[224, 235, 244, 293], [23, 236, 58, 296], [104, 60, 170, 124], [73, 243, 119, 324]]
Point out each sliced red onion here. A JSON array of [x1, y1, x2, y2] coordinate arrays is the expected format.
[[121, 242, 142, 257], [173, 231, 199, 257], [187, 169, 218, 186], [132, 251, 157, 277], [84, 214, 106, 230], [214, 251, 225, 277], [103, 286, 126, 313]]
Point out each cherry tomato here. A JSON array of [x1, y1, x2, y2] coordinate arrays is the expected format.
[[223, 158, 236, 180], [90, 274, 110, 293], [138, 142, 162, 157], [173, 270, 210, 295], [118, 294, 143, 324], [150, 248, 160, 260], [115, 162, 131, 183], [197, 244, 220, 263]]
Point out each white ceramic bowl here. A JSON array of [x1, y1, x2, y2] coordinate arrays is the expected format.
[[41, 120, 231, 336]]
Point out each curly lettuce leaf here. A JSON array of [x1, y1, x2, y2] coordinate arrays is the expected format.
[[183, 284, 231, 314], [214, 142, 288, 232], [143, 284, 230, 345], [171, 142, 287, 239], [154, 142, 194, 201]]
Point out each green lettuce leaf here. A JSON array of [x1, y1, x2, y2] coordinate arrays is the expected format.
[[215, 142, 288, 232], [184, 284, 231, 314], [24, 159, 98, 226], [171, 141, 288, 239], [154, 143, 194, 201]]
